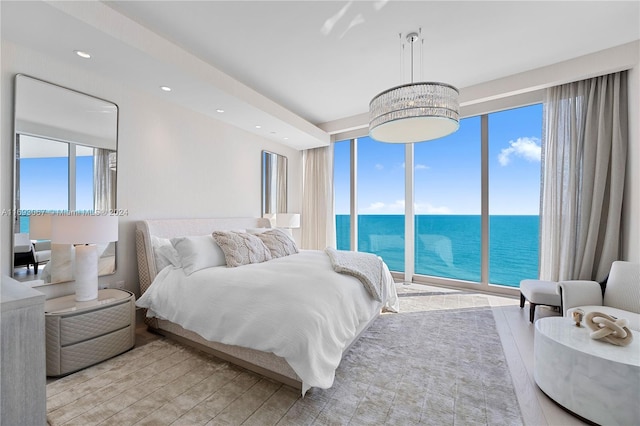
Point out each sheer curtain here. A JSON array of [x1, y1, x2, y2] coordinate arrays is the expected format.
[[540, 71, 628, 282], [93, 149, 115, 212], [301, 144, 335, 250]]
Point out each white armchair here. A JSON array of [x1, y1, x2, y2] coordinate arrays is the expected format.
[[557, 261, 640, 331], [13, 233, 51, 274]]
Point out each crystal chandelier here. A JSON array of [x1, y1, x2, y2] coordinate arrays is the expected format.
[[369, 31, 459, 143]]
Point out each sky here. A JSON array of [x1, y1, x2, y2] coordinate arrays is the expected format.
[[20, 155, 94, 211], [335, 103, 543, 215]]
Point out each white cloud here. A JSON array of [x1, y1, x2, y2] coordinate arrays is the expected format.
[[361, 200, 404, 214], [415, 164, 429, 170], [498, 137, 541, 166], [415, 203, 452, 214], [366, 202, 385, 211], [389, 200, 405, 213], [375, 163, 384, 170], [361, 200, 452, 214]]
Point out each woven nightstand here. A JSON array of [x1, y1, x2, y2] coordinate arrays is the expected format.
[[45, 288, 135, 376]]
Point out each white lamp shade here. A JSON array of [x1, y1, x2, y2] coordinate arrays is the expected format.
[[29, 214, 52, 240], [263, 213, 277, 228], [369, 115, 460, 143], [51, 215, 119, 244], [275, 213, 300, 229]]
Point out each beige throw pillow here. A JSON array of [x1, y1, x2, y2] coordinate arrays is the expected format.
[[211, 231, 272, 267], [256, 229, 299, 259]]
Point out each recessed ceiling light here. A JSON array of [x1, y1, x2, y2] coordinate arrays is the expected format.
[[160, 86, 172, 92], [216, 109, 225, 113], [74, 50, 91, 59], [255, 125, 262, 129], [283, 137, 289, 140]]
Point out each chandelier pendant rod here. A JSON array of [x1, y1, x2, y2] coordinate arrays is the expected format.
[[368, 28, 460, 143], [410, 35, 414, 83]]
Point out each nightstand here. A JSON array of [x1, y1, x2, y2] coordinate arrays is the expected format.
[[45, 288, 135, 376]]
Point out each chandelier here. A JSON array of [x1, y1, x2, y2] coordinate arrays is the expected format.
[[369, 31, 459, 143]]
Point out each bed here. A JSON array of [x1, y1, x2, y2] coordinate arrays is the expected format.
[[135, 218, 399, 394]]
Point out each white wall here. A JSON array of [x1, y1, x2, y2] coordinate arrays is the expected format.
[[1, 41, 302, 298]]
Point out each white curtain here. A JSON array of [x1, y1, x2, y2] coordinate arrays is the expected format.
[[301, 144, 335, 250], [540, 71, 628, 282], [93, 148, 115, 212]]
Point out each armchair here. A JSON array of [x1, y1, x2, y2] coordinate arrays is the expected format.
[[13, 233, 51, 274], [557, 261, 640, 331]]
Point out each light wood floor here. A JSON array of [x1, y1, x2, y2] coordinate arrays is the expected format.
[[125, 282, 586, 425], [484, 292, 588, 425]]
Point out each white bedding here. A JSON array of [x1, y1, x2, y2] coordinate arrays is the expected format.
[[136, 249, 399, 394]]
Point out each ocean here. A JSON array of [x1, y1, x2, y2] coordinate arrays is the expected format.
[[336, 214, 539, 288], [20, 215, 538, 287]]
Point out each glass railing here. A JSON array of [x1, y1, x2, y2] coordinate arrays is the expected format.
[[336, 214, 539, 288]]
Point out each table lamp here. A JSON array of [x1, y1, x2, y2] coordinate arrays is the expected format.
[[263, 213, 277, 228], [51, 215, 118, 301], [275, 213, 300, 237], [29, 214, 52, 240]]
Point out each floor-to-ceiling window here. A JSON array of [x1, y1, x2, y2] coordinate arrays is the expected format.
[[414, 116, 481, 282], [334, 140, 351, 251], [334, 103, 542, 290], [356, 137, 405, 272], [488, 104, 542, 287], [75, 145, 95, 212]]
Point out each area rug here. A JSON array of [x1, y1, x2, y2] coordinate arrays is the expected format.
[[47, 291, 523, 425]]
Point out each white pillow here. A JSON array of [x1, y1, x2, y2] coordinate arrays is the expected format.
[[246, 227, 270, 234], [170, 235, 226, 275], [156, 244, 182, 270], [151, 236, 182, 272]]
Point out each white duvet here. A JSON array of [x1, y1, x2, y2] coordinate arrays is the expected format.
[[136, 249, 399, 394]]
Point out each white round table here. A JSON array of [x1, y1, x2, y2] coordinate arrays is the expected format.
[[534, 317, 640, 425]]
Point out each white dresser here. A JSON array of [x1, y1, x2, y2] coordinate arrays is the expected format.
[[1, 276, 47, 426], [45, 288, 136, 376]]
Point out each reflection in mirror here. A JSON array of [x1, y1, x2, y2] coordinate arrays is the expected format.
[[262, 150, 287, 216], [12, 75, 118, 284]]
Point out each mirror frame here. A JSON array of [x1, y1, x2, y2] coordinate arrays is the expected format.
[[12, 74, 119, 284], [261, 150, 288, 216]]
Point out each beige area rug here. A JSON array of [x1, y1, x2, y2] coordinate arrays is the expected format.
[[47, 289, 523, 425]]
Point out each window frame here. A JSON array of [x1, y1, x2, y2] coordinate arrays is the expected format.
[[333, 94, 543, 297]]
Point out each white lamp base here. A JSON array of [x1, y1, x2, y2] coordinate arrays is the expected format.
[[51, 243, 74, 283], [74, 244, 98, 302]]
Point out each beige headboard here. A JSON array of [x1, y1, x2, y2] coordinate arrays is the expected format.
[[135, 217, 271, 295]]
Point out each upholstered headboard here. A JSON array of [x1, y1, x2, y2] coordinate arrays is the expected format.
[[135, 218, 271, 295]]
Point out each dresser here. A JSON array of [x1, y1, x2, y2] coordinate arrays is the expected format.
[[45, 288, 136, 376], [1, 276, 46, 426]]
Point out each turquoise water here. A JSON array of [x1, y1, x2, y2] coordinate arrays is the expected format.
[[21, 214, 537, 287], [336, 215, 539, 288], [19, 216, 29, 233]]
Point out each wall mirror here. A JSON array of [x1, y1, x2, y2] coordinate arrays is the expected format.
[[261, 150, 288, 216], [12, 74, 119, 284]]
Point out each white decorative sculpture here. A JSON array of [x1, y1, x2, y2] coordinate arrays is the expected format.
[[585, 311, 633, 346]]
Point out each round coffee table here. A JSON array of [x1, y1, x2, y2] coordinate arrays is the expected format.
[[534, 317, 640, 425]]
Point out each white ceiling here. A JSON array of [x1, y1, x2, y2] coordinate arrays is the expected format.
[[2, 1, 639, 149]]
